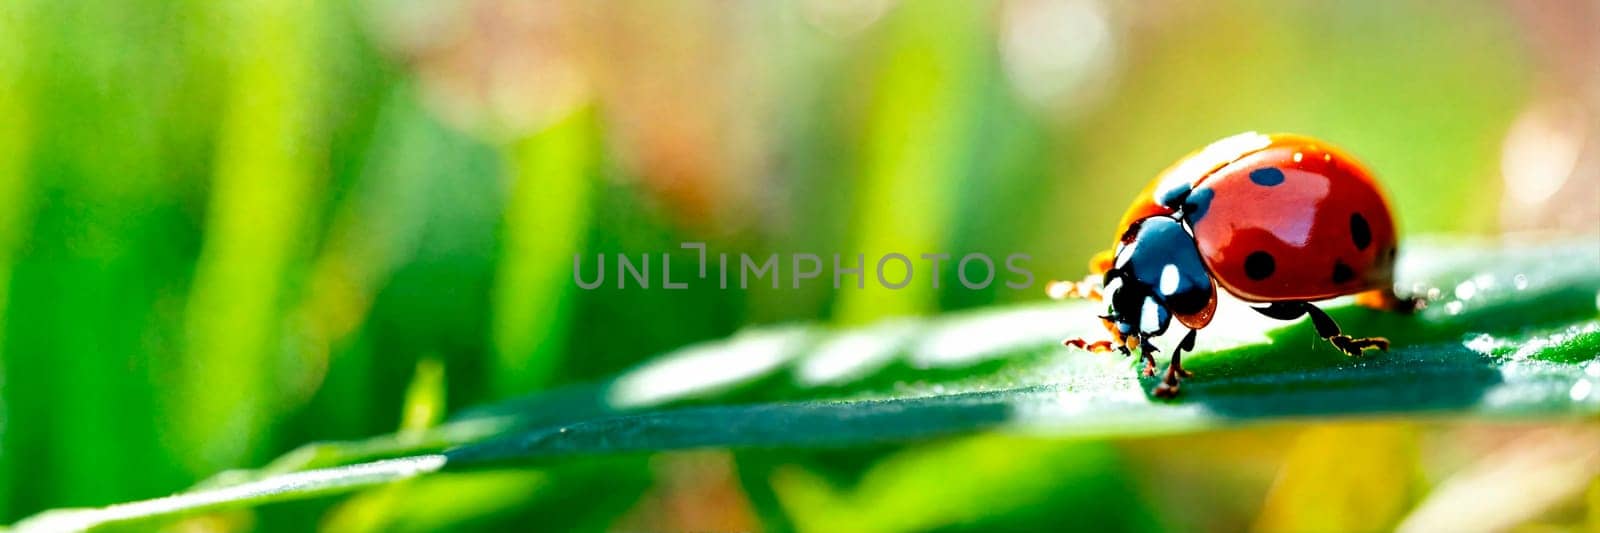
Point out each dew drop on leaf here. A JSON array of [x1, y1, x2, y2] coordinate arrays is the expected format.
[[1569, 379, 1592, 402]]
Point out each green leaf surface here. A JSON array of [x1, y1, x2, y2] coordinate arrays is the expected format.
[[12, 238, 1600, 531], [446, 239, 1600, 464]]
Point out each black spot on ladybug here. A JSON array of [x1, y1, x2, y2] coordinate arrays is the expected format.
[[1249, 167, 1285, 186], [1350, 213, 1372, 250], [1182, 187, 1214, 224], [1332, 261, 1354, 284], [1244, 251, 1275, 281], [1156, 181, 1193, 209]]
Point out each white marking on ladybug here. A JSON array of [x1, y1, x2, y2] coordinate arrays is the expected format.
[[1153, 131, 1271, 205], [1103, 277, 1124, 316], [1115, 240, 1137, 269], [1141, 296, 1161, 333], [1159, 264, 1180, 296]]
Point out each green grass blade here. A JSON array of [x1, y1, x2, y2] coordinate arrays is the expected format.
[[10, 456, 445, 533]]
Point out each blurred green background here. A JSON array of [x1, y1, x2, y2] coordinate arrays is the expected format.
[[1, 0, 1597, 530]]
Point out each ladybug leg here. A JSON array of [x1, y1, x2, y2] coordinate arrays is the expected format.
[[1301, 303, 1391, 356], [1062, 338, 1116, 353], [1153, 357, 1183, 398], [1256, 302, 1391, 357], [1046, 275, 1102, 301], [1168, 329, 1198, 378], [1141, 345, 1159, 377], [1121, 333, 1157, 376], [1254, 301, 1311, 321], [1149, 349, 1178, 397], [1327, 335, 1390, 356], [1153, 330, 1199, 398]]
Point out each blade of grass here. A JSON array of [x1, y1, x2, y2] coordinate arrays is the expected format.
[[491, 107, 598, 395], [834, 0, 986, 325], [0, 0, 32, 520], [10, 456, 446, 533], [177, 0, 324, 473]]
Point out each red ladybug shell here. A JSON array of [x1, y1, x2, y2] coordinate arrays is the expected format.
[[1099, 132, 1400, 303]]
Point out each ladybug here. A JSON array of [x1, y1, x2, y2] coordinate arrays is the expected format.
[[1048, 132, 1423, 398]]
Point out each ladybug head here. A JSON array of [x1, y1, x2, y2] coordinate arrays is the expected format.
[[1099, 272, 1162, 346], [1099, 217, 1219, 345]]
